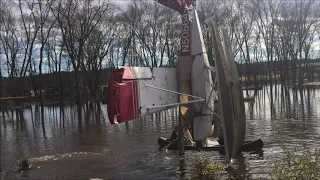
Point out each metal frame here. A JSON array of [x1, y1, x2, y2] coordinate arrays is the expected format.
[[144, 84, 203, 99], [144, 84, 205, 110], [146, 99, 205, 110]]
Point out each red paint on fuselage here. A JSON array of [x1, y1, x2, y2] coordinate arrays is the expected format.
[[157, 0, 193, 14], [107, 68, 140, 124]]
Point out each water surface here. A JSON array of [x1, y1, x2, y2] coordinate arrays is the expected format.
[[1, 85, 319, 179]]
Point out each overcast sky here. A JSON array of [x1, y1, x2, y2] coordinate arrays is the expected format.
[[115, 0, 130, 8]]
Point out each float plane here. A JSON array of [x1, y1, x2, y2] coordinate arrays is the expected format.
[[107, 0, 262, 163]]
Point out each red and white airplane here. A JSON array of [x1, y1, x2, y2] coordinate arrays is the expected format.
[[107, 0, 247, 162]]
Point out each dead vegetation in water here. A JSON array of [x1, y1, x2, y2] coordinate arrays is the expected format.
[[270, 147, 320, 180], [189, 156, 224, 180]]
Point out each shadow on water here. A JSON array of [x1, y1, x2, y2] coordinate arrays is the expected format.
[[1, 85, 320, 179]]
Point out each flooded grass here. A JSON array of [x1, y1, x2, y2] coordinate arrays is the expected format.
[[270, 147, 320, 180]]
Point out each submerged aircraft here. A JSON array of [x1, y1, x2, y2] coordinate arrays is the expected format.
[[107, 0, 254, 162]]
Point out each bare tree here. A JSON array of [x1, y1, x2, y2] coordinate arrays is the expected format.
[[17, 0, 41, 87], [0, 1, 27, 97], [83, 11, 117, 108], [52, 0, 114, 104], [232, 1, 256, 93], [162, 7, 180, 67], [50, 0, 115, 127], [292, 0, 318, 86], [117, 0, 144, 66], [250, 0, 283, 86], [29, 0, 57, 123], [135, 1, 166, 67]]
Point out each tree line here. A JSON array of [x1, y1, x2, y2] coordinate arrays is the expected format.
[[1, 0, 320, 104]]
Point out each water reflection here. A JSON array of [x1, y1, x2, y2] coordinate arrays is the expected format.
[[1, 85, 320, 179]]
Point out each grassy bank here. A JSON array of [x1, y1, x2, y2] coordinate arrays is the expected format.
[[190, 147, 320, 180]]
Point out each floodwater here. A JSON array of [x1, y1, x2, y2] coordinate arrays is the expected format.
[[1, 85, 320, 180]]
